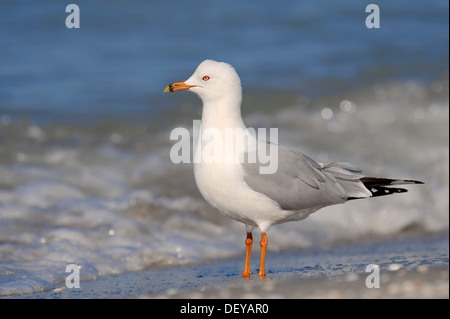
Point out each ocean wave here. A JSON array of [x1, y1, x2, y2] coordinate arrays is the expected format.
[[0, 80, 448, 296]]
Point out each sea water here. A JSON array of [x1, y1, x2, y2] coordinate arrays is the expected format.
[[0, 1, 448, 296]]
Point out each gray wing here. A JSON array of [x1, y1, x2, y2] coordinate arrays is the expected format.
[[241, 144, 371, 211]]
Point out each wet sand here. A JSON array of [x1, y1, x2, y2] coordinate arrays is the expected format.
[[16, 232, 448, 300]]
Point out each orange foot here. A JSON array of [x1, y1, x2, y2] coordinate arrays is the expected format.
[[258, 232, 268, 279], [241, 232, 253, 279]]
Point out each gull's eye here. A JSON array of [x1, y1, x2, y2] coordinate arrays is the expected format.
[[202, 75, 210, 81]]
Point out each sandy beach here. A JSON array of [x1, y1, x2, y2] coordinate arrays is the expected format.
[[13, 232, 447, 300]]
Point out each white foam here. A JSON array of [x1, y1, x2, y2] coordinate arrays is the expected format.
[[0, 82, 447, 296]]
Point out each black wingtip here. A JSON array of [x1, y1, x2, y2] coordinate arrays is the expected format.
[[369, 186, 408, 197], [348, 177, 424, 201], [360, 177, 424, 187], [348, 186, 409, 201]]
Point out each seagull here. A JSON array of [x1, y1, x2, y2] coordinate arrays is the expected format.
[[164, 59, 423, 278]]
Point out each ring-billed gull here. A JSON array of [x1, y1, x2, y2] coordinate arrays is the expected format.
[[164, 59, 423, 278]]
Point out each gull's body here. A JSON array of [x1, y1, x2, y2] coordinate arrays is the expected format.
[[164, 60, 423, 278]]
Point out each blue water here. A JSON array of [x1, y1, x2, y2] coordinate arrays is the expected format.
[[0, 0, 448, 123]]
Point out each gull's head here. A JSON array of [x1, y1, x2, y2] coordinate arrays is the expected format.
[[164, 60, 242, 104]]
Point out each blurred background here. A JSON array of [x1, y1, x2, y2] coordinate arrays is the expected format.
[[0, 0, 448, 296]]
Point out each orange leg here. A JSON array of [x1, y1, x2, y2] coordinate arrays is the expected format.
[[241, 232, 253, 278], [258, 232, 268, 278]]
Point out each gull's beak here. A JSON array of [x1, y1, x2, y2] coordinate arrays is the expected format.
[[164, 81, 196, 93]]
